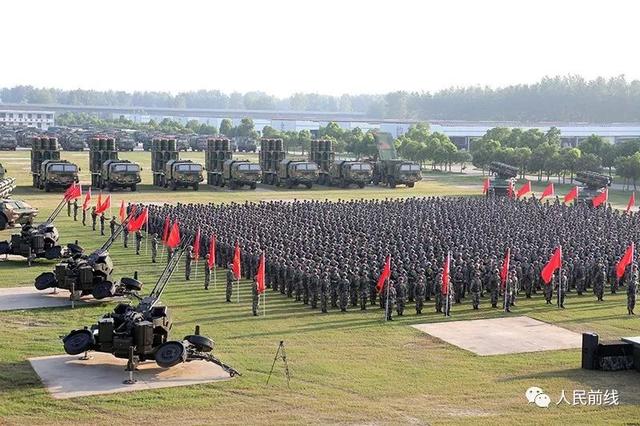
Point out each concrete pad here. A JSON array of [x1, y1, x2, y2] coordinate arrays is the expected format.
[[29, 352, 231, 399], [0, 286, 123, 311], [412, 316, 582, 356]]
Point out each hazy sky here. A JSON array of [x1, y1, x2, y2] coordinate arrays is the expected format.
[[3, 0, 638, 96]]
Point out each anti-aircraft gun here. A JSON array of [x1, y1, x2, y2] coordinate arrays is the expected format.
[[0, 163, 16, 198], [575, 171, 612, 206], [487, 161, 518, 197], [33, 211, 141, 300], [0, 196, 68, 264], [62, 239, 241, 376]]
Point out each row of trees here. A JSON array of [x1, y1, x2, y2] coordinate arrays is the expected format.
[[395, 124, 470, 171], [471, 126, 640, 186], [6, 75, 640, 121]]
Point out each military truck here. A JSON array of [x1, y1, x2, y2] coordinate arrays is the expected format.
[[15, 128, 40, 148], [98, 159, 141, 191], [58, 131, 86, 151], [159, 159, 203, 190], [115, 131, 137, 151], [271, 159, 317, 189], [575, 171, 612, 206], [189, 135, 208, 152], [372, 160, 422, 188], [217, 159, 261, 189], [34, 160, 79, 192], [328, 160, 372, 188], [176, 135, 190, 151], [89, 136, 141, 191], [487, 161, 518, 197], [234, 137, 257, 153], [0, 130, 17, 151]]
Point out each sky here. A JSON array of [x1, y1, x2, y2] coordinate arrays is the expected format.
[[2, 0, 639, 97]]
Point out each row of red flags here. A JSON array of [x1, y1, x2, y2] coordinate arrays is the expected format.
[[482, 180, 627, 210]]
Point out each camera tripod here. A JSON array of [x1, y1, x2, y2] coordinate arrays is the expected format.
[[266, 340, 290, 388]]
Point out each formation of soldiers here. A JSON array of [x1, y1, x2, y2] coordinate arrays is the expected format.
[[140, 196, 638, 317]]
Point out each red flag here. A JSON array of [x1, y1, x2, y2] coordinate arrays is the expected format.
[[128, 207, 148, 232], [82, 187, 92, 211], [626, 192, 635, 213], [564, 186, 578, 203], [482, 178, 489, 194], [540, 183, 554, 200], [232, 242, 241, 279], [95, 194, 111, 214], [375, 255, 391, 294], [207, 235, 216, 269], [96, 193, 102, 213], [193, 227, 201, 260], [256, 252, 266, 294], [166, 221, 180, 248], [616, 243, 634, 279], [592, 189, 608, 208], [161, 217, 170, 243], [119, 200, 126, 222], [541, 247, 562, 285], [516, 181, 531, 199], [441, 253, 450, 295], [64, 182, 82, 200], [500, 248, 510, 288]]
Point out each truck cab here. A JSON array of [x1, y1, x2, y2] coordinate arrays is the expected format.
[[373, 160, 422, 188], [162, 160, 203, 191], [101, 160, 141, 191], [329, 161, 372, 188], [38, 160, 79, 192], [222, 160, 261, 189], [276, 160, 318, 189]]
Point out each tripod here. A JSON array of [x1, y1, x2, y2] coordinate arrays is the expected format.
[[266, 340, 290, 388]]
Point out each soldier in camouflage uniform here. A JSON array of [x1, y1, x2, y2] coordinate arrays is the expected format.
[[396, 276, 407, 316], [338, 273, 350, 312], [91, 206, 97, 231], [627, 264, 637, 315], [226, 264, 235, 302], [414, 275, 426, 314], [359, 269, 369, 311], [320, 273, 330, 313], [310, 270, 320, 309], [453, 266, 464, 304], [109, 216, 117, 236], [100, 213, 106, 236], [556, 269, 568, 308], [384, 281, 396, 321], [82, 205, 87, 226], [594, 264, 606, 302], [504, 272, 514, 312], [67, 200, 72, 217], [185, 245, 194, 280], [251, 277, 259, 316], [434, 268, 443, 313], [73, 200, 79, 222], [123, 224, 129, 248], [470, 270, 482, 310], [204, 254, 211, 290], [544, 277, 553, 304], [151, 233, 158, 263], [134, 230, 143, 255], [489, 269, 500, 308]]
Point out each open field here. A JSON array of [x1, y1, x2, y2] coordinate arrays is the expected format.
[[0, 150, 639, 425]]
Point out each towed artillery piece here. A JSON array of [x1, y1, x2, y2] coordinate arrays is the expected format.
[[0, 196, 67, 264], [575, 171, 612, 206], [487, 161, 518, 197], [0, 163, 17, 198], [62, 239, 241, 376], [34, 212, 139, 300]]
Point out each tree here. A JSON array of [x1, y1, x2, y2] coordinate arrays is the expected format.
[[470, 138, 500, 174], [579, 134, 609, 158], [575, 152, 602, 172], [219, 119, 233, 137], [560, 147, 581, 183], [617, 153, 640, 190], [235, 118, 257, 139], [262, 126, 281, 138], [513, 147, 532, 179]]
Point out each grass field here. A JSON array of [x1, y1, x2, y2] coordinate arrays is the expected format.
[[0, 150, 639, 425]]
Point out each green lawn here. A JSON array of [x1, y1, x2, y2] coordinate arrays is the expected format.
[[0, 150, 639, 425]]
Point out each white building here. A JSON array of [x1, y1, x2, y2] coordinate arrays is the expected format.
[[0, 110, 54, 130]]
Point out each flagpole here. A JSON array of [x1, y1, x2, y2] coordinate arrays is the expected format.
[[385, 276, 390, 322], [557, 245, 562, 309], [145, 216, 148, 255], [214, 265, 217, 289], [195, 259, 199, 280], [236, 277, 240, 303]]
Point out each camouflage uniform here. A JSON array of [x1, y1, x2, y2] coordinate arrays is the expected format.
[[414, 276, 426, 314], [204, 254, 211, 290], [109, 217, 117, 236], [434, 271, 443, 313], [151, 234, 158, 263], [91, 207, 97, 231], [594, 266, 606, 301], [627, 266, 637, 315], [544, 279, 553, 304], [100, 213, 106, 236], [320, 274, 329, 313], [82, 207, 87, 226], [470, 272, 482, 310], [396, 277, 407, 316], [339, 274, 349, 312], [226, 266, 234, 302], [385, 282, 396, 321], [556, 271, 568, 308], [73, 200, 78, 221], [185, 246, 194, 280], [252, 279, 259, 316], [123, 226, 129, 248]]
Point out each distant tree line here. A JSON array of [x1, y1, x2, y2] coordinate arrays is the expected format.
[[5, 75, 640, 121], [471, 126, 640, 189]]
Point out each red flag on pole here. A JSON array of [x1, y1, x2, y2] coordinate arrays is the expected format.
[[616, 243, 635, 279], [441, 253, 450, 295], [95, 194, 111, 214], [232, 242, 241, 279], [592, 189, 608, 208], [540, 183, 554, 201], [193, 227, 201, 260], [375, 255, 391, 294], [82, 187, 92, 211], [161, 217, 170, 243], [541, 247, 562, 285], [128, 207, 148, 232], [500, 248, 510, 288], [564, 186, 579, 203], [166, 221, 180, 248], [64, 182, 82, 200], [119, 200, 126, 222], [516, 181, 531, 199], [96, 192, 102, 213], [626, 192, 635, 213], [482, 178, 490, 194], [207, 235, 216, 269], [256, 252, 266, 294]]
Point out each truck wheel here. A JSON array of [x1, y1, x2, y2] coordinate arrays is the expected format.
[[193, 183, 199, 191], [287, 180, 293, 189], [0, 214, 7, 231], [407, 182, 415, 188], [305, 183, 313, 189], [250, 183, 256, 190], [358, 182, 365, 189], [389, 177, 396, 188], [45, 183, 51, 192], [108, 183, 114, 192], [372, 177, 379, 185], [131, 184, 137, 192]]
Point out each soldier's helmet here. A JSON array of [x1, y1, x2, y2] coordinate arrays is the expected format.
[[187, 245, 193, 250], [153, 233, 158, 238], [205, 254, 210, 258]]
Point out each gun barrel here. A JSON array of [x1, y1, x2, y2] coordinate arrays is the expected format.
[[146, 236, 192, 307], [200, 353, 241, 377]]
